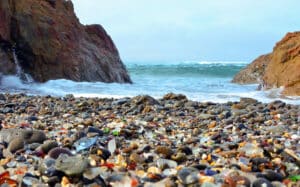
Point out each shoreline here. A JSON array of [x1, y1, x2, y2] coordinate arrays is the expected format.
[[0, 92, 299, 186]]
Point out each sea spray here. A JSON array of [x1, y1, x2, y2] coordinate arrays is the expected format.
[[12, 48, 34, 83], [0, 61, 299, 104]]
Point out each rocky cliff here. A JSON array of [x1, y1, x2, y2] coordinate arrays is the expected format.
[[263, 32, 300, 95], [0, 0, 132, 83], [232, 54, 271, 84], [233, 32, 300, 96]]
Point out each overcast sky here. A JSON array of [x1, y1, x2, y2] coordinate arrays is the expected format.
[[72, 0, 300, 62]]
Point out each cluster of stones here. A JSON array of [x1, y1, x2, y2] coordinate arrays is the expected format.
[[0, 93, 299, 186]]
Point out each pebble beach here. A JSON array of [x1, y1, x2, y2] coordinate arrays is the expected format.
[[0, 93, 299, 187]]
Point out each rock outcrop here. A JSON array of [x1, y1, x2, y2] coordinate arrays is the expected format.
[[0, 0, 132, 83], [233, 32, 300, 96], [232, 54, 271, 84], [263, 32, 300, 95]]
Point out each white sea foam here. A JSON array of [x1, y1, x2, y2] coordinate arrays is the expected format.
[[0, 61, 299, 105], [1, 75, 29, 89]]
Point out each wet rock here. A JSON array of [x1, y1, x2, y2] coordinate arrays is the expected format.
[[199, 114, 215, 120], [178, 146, 193, 155], [171, 152, 187, 162], [252, 178, 273, 187], [156, 158, 178, 169], [6, 160, 17, 168], [39, 157, 57, 176], [96, 148, 111, 161], [260, 170, 284, 182], [1, 107, 13, 114], [0, 129, 46, 144], [240, 97, 259, 105], [112, 98, 130, 105], [86, 126, 104, 136], [155, 146, 173, 158], [163, 93, 187, 101], [22, 176, 42, 187], [38, 140, 59, 154], [238, 143, 263, 157], [26, 116, 39, 122], [131, 95, 160, 106], [0, 94, 6, 101], [48, 147, 73, 159], [42, 175, 60, 185], [271, 181, 286, 187], [129, 152, 144, 163], [177, 167, 200, 185], [55, 154, 89, 176], [73, 136, 98, 152], [83, 167, 102, 180], [7, 138, 24, 153]]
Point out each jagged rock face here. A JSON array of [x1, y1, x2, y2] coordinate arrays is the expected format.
[[233, 32, 300, 96], [232, 54, 271, 84], [0, 0, 132, 83], [263, 32, 300, 95]]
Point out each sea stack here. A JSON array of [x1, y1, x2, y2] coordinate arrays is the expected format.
[[0, 0, 132, 83], [233, 31, 300, 96]]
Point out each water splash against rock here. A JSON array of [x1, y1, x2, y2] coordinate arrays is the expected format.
[[12, 48, 34, 83]]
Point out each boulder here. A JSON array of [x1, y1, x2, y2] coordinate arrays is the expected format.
[[233, 31, 300, 95], [0, 0, 131, 83]]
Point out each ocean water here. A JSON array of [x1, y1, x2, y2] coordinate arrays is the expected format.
[[1, 61, 300, 104]]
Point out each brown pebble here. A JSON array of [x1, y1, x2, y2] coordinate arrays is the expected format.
[[83, 118, 93, 126], [122, 147, 133, 154], [48, 147, 73, 159], [27, 130, 47, 144], [39, 140, 58, 153], [208, 121, 217, 128], [155, 146, 173, 158], [171, 152, 187, 162], [8, 138, 24, 153], [129, 152, 144, 163]]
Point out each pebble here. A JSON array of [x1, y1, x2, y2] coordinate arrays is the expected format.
[[0, 129, 46, 144], [252, 178, 273, 187], [177, 167, 200, 185], [7, 138, 24, 153], [83, 167, 102, 180], [155, 146, 173, 158], [55, 154, 89, 176], [38, 140, 59, 153], [73, 136, 98, 152], [48, 147, 73, 159]]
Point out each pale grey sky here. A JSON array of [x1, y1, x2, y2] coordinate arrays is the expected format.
[[72, 0, 300, 62]]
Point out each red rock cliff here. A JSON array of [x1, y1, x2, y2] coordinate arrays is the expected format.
[[233, 32, 300, 96], [0, 0, 132, 83], [263, 32, 300, 95]]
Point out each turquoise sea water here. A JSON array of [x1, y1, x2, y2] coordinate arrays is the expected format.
[[1, 61, 300, 104]]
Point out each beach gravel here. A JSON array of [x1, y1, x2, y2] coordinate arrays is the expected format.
[[0, 93, 298, 186]]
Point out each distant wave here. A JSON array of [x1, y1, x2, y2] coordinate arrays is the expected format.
[[127, 61, 247, 78], [183, 60, 249, 65], [126, 60, 249, 67]]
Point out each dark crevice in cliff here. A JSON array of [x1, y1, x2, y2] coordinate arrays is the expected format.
[[8, 0, 35, 79]]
